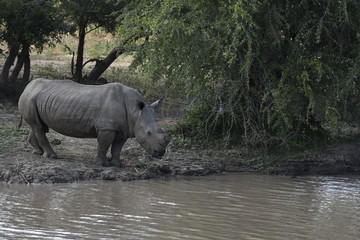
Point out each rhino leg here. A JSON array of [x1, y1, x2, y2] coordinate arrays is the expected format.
[[28, 131, 44, 156], [110, 139, 126, 167], [96, 130, 116, 167], [33, 128, 57, 159]]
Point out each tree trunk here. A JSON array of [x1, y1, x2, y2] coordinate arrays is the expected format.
[[0, 44, 20, 84], [10, 44, 30, 83], [86, 46, 125, 82], [22, 51, 31, 83], [9, 56, 24, 83], [75, 20, 87, 82]]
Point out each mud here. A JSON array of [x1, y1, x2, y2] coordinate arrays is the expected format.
[[1, 113, 360, 184]]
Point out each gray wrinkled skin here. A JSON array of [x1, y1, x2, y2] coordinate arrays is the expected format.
[[18, 78, 170, 167]]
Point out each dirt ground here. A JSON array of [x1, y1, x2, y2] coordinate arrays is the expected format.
[[1, 112, 360, 184]]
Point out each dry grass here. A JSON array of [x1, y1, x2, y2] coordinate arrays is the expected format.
[[32, 29, 132, 62]]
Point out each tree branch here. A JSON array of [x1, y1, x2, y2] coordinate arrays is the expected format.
[[85, 24, 101, 34], [85, 32, 150, 82], [82, 58, 101, 68]]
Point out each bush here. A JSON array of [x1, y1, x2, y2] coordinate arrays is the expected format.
[[122, 0, 360, 147]]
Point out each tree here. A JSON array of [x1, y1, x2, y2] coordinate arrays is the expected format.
[[60, 0, 129, 81], [0, 0, 68, 89], [119, 0, 360, 146], [85, 0, 151, 83]]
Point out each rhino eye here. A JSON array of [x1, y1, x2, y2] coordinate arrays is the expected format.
[[147, 131, 152, 136]]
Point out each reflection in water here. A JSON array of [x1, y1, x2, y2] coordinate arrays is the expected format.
[[0, 174, 359, 239]]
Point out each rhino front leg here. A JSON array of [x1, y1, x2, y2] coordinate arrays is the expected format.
[[110, 139, 126, 167], [96, 130, 116, 167], [33, 129, 57, 159], [28, 131, 44, 156]]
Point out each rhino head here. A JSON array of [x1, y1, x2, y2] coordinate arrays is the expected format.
[[134, 99, 170, 158]]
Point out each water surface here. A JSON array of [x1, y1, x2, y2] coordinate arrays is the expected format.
[[0, 174, 359, 239]]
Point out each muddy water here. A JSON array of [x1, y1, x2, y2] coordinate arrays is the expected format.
[[0, 174, 359, 240]]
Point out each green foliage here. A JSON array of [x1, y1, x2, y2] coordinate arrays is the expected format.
[[0, 126, 29, 153], [103, 68, 159, 98], [60, 0, 128, 33], [0, 0, 68, 50], [119, 0, 360, 147]]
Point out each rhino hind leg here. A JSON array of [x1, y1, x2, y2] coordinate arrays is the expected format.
[[25, 110, 57, 159], [28, 131, 44, 156], [96, 130, 116, 167], [33, 129, 58, 159], [110, 139, 126, 167]]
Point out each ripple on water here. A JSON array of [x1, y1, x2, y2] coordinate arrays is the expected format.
[[0, 174, 359, 239]]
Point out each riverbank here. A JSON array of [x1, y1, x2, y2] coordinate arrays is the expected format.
[[1, 112, 360, 184]]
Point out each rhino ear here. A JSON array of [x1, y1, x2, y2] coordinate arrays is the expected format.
[[137, 100, 145, 110], [150, 98, 163, 109]]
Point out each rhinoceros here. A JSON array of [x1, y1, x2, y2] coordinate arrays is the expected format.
[[18, 78, 170, 167]]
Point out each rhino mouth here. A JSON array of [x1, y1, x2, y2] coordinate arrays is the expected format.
[[151, 149, 166, 158]]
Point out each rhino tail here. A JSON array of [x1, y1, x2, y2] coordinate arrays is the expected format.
[[17, 115, 23, 129]]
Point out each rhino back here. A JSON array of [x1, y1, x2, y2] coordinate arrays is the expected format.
[[19, 79, 142, 138], [35, 80, 103, 137]]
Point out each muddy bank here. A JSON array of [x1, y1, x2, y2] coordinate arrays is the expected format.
[[0, 112, 246, 184], [1, 113, 360, 183], [0, 135, 247, 184]]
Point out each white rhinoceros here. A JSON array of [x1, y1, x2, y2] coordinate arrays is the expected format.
[[18, 78, 170, 167]]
